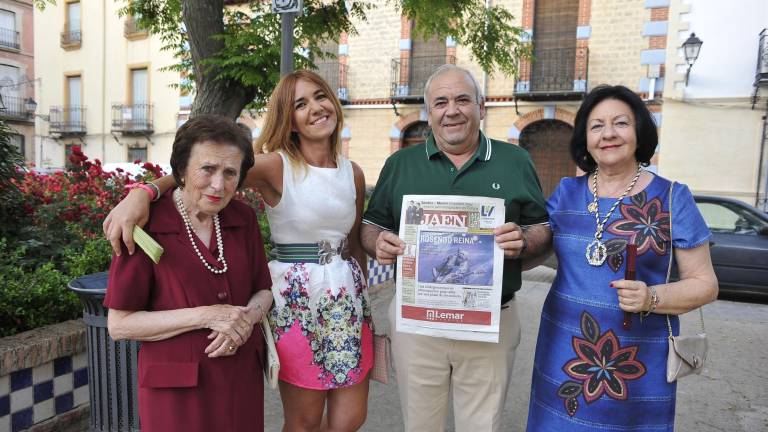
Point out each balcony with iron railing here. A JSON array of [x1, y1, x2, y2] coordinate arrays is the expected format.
[[49, 106, 86, 135], [111, 103, 154, 135], [0, 27, 20, 50], [391, 55, 456, 102], [60, 28, 81, 48], [0, 95, 33, 122], [515, 47, 589, 101], [316, 61, 349, 103]]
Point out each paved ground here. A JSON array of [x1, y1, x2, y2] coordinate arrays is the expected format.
[[263, 267, 768, 431]]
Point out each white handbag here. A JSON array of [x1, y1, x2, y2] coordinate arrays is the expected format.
[[259, 318, 280, 389], [665, 182, 708, 383]]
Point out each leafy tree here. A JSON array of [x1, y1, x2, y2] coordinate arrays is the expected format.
[[0, 120, 25, 239], [117, 0, 530, 118]]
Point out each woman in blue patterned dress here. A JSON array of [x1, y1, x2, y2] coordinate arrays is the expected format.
[[526, 85, 718, 431]]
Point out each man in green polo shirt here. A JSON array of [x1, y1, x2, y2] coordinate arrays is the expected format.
[[361, 65, 552, 432]]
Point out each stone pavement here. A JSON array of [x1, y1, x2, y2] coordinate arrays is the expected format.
[[263, 267, 558, 431], [264, 266, 768, 432]]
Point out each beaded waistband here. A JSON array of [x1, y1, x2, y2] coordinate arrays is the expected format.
[[273, 239, 349, 265]]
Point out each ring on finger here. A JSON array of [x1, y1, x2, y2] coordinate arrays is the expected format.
[[228, 345, 235, 351]]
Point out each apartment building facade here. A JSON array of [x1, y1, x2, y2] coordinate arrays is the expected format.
[[659, 0, 768, 207], [258, 0, 766, 206], [253, 0, 660, 192], [30, 0, 767, 207], [0, 0, 35, 163], [33, 0, 183, 169]]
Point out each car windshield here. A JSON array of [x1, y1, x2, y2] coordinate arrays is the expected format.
[[697, 201, 768, 235]]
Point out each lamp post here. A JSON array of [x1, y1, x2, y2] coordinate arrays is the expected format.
[[22, 97, 49, 121], [24, 97, 36, 114], [272, 0, 303, 76], [682, 32, 703, 86]]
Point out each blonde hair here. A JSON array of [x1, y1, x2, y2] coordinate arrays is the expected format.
[[256, 70, 344, 169]]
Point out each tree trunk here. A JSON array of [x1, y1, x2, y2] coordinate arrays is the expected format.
[[182, 0, 255, 119]]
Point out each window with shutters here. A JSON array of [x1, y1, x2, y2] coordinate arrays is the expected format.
[[61, 1, 81, 48], [391, 23, 454, 101], [0, 9, 19, 50], [128, 144, 148, 163], [314, 40, 349, 102], [517, 0, 588, 100]]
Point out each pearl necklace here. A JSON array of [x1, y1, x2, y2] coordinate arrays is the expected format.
[[174, 188, 228, 274], [585, 164, 643, 266]]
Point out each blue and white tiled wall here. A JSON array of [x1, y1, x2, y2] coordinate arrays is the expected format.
[[367, 258, 395, 286], [0, 353, 89, 432], [0, 262, 392, 432]]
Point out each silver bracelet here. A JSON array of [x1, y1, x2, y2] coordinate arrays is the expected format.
[[144, 181, 161, 202], [643, 285, 660, 317]]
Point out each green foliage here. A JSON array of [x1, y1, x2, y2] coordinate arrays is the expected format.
[[397, 0, 531, 77], [0, 120, 25, 240], [116, 0, 527, 113], [0, 151, 167, 337], [0, 147, 276, 338], [0, 238, 94, 338], [63, 237, 114, 279]]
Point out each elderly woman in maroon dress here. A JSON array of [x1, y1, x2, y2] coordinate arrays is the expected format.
[[104, 115, 273, 432]]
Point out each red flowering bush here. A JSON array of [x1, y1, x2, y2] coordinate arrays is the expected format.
[[0, 145, 273, 337], [1, 150, 167, 337], [1, 148, 269, 337], [11, 149, 166, 267]]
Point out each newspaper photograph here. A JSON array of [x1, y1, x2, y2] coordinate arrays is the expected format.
[[396, 195, 505, 342]]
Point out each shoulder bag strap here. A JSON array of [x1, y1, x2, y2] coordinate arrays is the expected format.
[[665, 181, 706, 337]]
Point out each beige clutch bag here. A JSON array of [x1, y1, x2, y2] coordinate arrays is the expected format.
[[260, 318, 280, 389]]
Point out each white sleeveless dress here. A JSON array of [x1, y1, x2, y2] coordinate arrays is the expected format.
[[265, 152, 373, 389]]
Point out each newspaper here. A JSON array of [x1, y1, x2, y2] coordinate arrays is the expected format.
[[396, 195, 505, 343]]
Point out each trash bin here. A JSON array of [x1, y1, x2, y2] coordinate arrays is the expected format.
[[68, 272, 140, 432]]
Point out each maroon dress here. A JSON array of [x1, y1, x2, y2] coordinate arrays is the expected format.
[[104, 190, 272, 432]]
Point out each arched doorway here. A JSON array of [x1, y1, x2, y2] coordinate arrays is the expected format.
[[402, 121, 431, 148], [519, 120, 575, 198]]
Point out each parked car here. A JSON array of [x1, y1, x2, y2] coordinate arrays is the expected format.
[[693, 195, 768, 296]]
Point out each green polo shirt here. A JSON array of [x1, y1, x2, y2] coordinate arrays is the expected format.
[[364, 131, 548, 302]]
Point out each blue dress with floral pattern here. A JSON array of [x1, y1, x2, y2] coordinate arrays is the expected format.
[[526, 174, 710, 431]]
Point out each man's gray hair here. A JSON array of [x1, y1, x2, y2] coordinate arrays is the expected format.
[[423, 64, 485, 106]]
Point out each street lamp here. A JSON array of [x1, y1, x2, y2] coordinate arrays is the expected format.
[[24, 97, 36, 113], [682, 32, 703, 86], [22, 97, 49, 121]]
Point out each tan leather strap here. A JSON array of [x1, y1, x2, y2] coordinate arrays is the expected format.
[[665, 181, 706, 336]]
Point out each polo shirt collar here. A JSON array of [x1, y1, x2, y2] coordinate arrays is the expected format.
[[425, 130, 493, 162]]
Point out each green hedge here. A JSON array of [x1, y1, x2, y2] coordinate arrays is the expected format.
[[0, 237, 112, 337]]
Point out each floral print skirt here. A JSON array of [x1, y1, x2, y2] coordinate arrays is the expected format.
[[267, 257, 373, 390]]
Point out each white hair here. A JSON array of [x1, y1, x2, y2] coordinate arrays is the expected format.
[[423, 64, 485, 106]]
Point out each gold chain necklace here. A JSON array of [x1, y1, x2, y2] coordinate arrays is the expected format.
[[585, 164, 643, 266]]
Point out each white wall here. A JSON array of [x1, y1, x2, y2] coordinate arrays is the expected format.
[[681, 0, 768, 99], [34, 1, 180, 169]]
